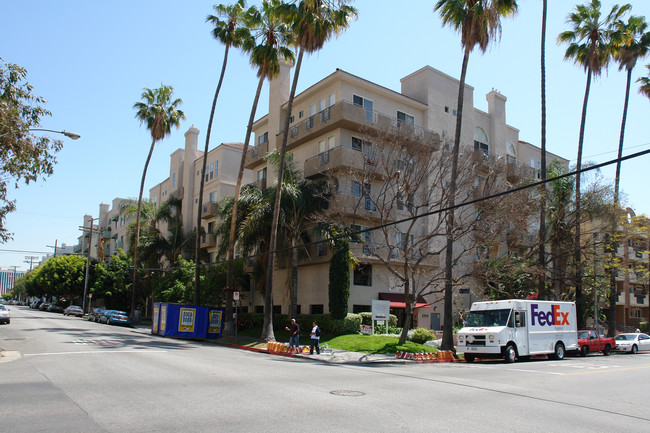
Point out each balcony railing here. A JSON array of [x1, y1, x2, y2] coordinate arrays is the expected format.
[[201, 201, 219, 219], [304, 145, 382, 178], [200, 233, 217, 249], [244, 139, 269, 168]]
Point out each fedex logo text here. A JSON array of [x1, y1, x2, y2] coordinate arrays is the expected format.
[[531, 304, 570, 326]]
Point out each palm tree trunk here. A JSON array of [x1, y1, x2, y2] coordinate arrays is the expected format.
[[607, 66, 633, 335], [225, 74, 265, 336], [262, 49, 305, 342], [291, 238, 298, 318], [131, 138, 156, 317], [442, 48, 470, 351], [575, 69, 592, 329], [538, 0, 548, 300], [195, 43, 231, 306]]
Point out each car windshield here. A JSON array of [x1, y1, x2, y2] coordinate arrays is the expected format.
[[0, 305, 7, 311], [465, 309, 511, 327], [615, 334, 635, 341]]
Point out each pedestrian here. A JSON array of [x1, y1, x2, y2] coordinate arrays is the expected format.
[[310, 321, 321, 355], [286, 318, 300, 350]]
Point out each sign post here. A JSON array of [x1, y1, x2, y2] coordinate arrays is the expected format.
[[233, 291, 239, 339], [372, 300, 390, 335]]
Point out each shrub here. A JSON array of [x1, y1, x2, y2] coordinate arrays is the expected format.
[[410, 327, 436, 345], [640, 321, 649, 333], [359, 312, 397, 327]]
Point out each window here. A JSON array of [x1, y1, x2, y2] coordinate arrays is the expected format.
[[257, 168, 267, 182], [328, 93, 335, 107], [310, 304, 324, 314], [354, 264, 372, 286], [353, 94, 374, 122], [207, 221, 215, 234], [318, 98, 326, 112], [172, 172, 176, 187], [397, 111, 414, 126], [205, 162, 217, 182], [474, 127, 489, 156], [353, 305, 371, 314], [351, 137, 363, 151], [209, 191, 218, 203], [255, 305, 263, 314], [444, 106, 449, 113], [272, 305, 281, 314], [396, 191, 404, 211], [299, 110, 304, 119], [351, 181, 362, 197], [257, 131, 268, 146], [631, 309, 642, 319]]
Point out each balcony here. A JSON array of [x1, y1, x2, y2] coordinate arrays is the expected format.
[[244, 139, 269, 169], [247, 178, 267, 190], [202, 202, 219, 219], [472, 150, 498, 173], [102, 230, 112, 238], [170, 187, 184, 200], [287, 100, 439, 152], [200, 233, 217, 249], [304, 145, 379, 178], [506, 161, 536, 182], [631, 294, 649, 307], [276, 242, 332, 269]]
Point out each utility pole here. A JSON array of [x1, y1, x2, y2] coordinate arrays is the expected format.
[[46, 240, 58, 258], [80, 217, 100, 314], [24, 256, 39, 271]]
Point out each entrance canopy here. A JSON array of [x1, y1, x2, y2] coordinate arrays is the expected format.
[[378, 293, 429, 309]]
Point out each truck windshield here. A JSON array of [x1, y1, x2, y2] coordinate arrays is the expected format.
[[465, 309, 511, 327]]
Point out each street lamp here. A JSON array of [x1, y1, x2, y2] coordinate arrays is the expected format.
[[0, 128, 81, 140]]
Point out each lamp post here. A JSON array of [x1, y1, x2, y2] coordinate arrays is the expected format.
[[0, 128, 81, 140]]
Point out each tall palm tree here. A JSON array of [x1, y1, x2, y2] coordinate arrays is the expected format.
[[607, 15, 648, 336], [434, 0, 518, 351], [265, 0, 357, 326], [225, 0, 294, 339], [132, 85, 185, 317], [195, 1, 254, 306], [558, 0, 630, 328], [538, 0, 548, 300], [639, 64, 650, 98]]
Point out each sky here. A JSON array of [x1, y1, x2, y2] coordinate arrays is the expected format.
[[1, 0, 649, 272]]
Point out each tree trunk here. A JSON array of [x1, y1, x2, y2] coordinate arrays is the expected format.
[[195, 44, 230, 306], [608, 66, 633, 336], [225, 75, 265, 337], [291, 238, 298, 319], [262, 49, 305, 342], [574, 69, 592, 329], [398, 278, 411, 345], [538, 0, 548, 300], [441, 48, 470, 351], [131, 138, 156, 317]]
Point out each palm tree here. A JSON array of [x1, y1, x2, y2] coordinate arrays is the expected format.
[[538, 0, 548, 300], [607, 15, 648, 336], [639, 64, 650, 98], [132, 85, 185, 317], [195, 1, 254, 305], [558, 0, 630, 328], [224, 0, 294, 339], [434, 0, 518, 351], [265, 150, 330, 318], [265, 0, 357, 324]]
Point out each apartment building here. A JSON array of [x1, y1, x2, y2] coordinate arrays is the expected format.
[[148, 126, 253, 265], [242, 64, 566, 328]]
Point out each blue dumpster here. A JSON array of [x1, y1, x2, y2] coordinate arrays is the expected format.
[[152, 303, 209, 339], [207, 307, 225, 338]]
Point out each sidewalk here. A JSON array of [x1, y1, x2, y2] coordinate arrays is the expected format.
[[133, 324, 453, 365]]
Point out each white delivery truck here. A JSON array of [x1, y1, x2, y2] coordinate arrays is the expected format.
[[456, 299, 578, 363]]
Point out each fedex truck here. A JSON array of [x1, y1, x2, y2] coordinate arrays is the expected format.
[[456, 299, 578, 363]]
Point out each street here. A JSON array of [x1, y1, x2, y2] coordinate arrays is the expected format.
[[2, 306, 650, 433]]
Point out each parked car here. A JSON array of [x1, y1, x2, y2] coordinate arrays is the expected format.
[[30, 300, 43, 309], [64, 305, 84, 317], [614, 333, 650, 354], [39, 303, 50, 311], [88, 308, 105, 322], [47, 304, 65, 313], [100, 310, 132, 326], [0, 305, 10, 324], [576, 330, 615, 356]]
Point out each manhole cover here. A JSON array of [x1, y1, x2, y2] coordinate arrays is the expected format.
[[330, 390, 365, 397]]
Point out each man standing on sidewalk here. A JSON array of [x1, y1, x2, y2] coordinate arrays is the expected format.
[[286, 318, 300, 351], [309, 321, 321, 355]]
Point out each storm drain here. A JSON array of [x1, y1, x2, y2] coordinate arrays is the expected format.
[[330, 390, 365, 397]]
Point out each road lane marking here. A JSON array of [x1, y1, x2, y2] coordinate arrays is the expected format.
[[558, 365, 650, 376], [23, 350, 168, 357]]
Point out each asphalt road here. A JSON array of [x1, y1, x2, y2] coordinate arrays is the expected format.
[[2, 306, 650, 433]]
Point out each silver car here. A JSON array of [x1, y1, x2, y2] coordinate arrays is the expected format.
[[614, 333, 650, 354], [0, 304, 10, 324]]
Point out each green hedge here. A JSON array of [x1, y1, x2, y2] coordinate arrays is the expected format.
[[359, 312, 397, 327], [237, 312, 364, 336]]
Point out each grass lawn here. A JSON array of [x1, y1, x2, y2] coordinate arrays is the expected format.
[[225, 328, 436, 354]]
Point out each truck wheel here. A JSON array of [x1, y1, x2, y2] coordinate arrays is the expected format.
[[603, 345, 611, 356], [580, 345, 589, 357], [550, 342, 565, 360], [504, 344, 516, 363], [464, 354, 475, 363]]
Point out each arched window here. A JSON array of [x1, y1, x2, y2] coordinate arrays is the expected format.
[[506, 141, 517, 164], [474, 127, 489, 156]]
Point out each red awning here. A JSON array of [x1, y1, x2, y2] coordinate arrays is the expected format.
[[378, 293, 429, 309]]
